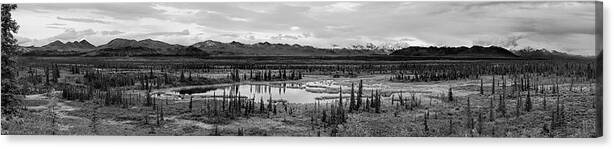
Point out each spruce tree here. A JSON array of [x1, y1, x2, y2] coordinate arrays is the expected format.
[[53, 64, 60, 82], [260, 97, 264, 113], [337, 86, 344, 122], [491, 75, 496, 94], [525, 90, 532, 112], [448, 88, 453, 102], [375, 91, 381, 113], [480, 79, 484, 95], [349, 83, 355, 112], [466, 97, 472, 129], [477, 111, 484, 135], [356, 80, 363, 110], [489, 95, 495, 121], [498, 95, 506, 117], [180, 70, 185, 82], [45, 66, 50, 84], [268, 96, 273, 112], [424, 110, 429, 135], [515, 96, 521, 117], [189, 96, 193, 111], [542, 95, 547, 110]]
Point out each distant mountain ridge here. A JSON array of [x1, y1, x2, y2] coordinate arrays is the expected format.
[[23, 38, 380, 56], [21, 39, 96, 56], [41, 40, 96, 50], [97, 38, 183, 50], [84, 38, 207, 56], [511, 48, 592, 60], [390, 46, 519, 58], [21, 38, 588, 59], [190, 40, 378, 56]]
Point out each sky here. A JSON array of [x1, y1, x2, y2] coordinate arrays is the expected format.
[[12, 1, 598, 55]]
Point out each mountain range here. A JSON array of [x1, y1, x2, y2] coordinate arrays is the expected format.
[[83, 38, 208, 56], [390, 46, 519, 58], [22, 38, 380, 57], [21, 40, 96, 56], [42, 40, 96, 50], [511, 47, 592, 60], [190, 40, 378, 56], [20, 38, 590, 60]]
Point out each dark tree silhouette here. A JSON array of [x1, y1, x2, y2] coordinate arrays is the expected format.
[[1, 4, 21, 116], [356, 80, 363, 110]]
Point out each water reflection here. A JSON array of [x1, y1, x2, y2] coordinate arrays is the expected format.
[[157, 80, 442, 104], [171, 82, 355, 103]]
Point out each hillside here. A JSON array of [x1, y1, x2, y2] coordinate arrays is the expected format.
[[21, 38, 382, 57], [190, 40, 379, 56], [84, 38, 208, 57], [42, 40, 96, 50], [22, 40, 96, 56], [86, 39, 377, 56], [512, 48, 592, 60], [390, 46, 519, 58], [26, 39, 589, 59]]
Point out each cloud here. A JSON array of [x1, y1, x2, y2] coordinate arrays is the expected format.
[[16, 36, 35, 45], [13, 2, 598, 55], [219, 33, 240, 38], [270, 34, 301, 40], [324, 25, 355, 32], [400, 38, 415, 42], [228, 17, 249, 22], [100, 30, 124, 35], [301, 33, 312, 38], [56, 17, 111, 24], [473, 34, 527, 48], [142, 29, 190, 36], [45, 26, 66, 30], [52, 28, 97, 40], [22, 3, 164, 20], [245, 35, 256, 40], [17, 28, 97, 46], [205, 10, 221, 14], [47, 23, 66, 26], [290, 26, 300, 31], [314, 2, 363, 13], [152, 4, 199, 15]]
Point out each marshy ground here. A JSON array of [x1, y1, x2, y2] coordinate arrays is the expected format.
[[1, 57, 599, 137], [3, 75, 597, 137]]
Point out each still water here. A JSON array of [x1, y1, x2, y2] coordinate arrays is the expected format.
[[170, 81, 354, 103]]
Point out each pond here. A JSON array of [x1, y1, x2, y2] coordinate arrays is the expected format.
[[164, 81, 361, 103], [157, 80, 441, 104]]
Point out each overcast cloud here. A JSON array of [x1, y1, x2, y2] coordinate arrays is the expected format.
[[12, 2, 598, 55]]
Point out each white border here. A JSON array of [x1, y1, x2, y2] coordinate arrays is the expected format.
[[0, 0, 611, 149]]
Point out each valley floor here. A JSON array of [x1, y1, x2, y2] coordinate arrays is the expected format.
[[2, 74, 598, 137]]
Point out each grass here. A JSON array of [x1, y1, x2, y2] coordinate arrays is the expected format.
[[3, 57, 599, 137], [22, 100, 49, 107], [5, 79, 596, 137]]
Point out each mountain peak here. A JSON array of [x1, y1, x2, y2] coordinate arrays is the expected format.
[[109, 38, 136, 42], [192, 40, 223, 48], [88, 38, 193, 56], [62, 39, 96, 49], [77, 40, 95, 48], [106, 38, 138, 46], [34, 39, 95, 53], [138, 38, 165, 44], [79, 39, 90, 44], [229, 41, 244, 46], [45, 40, 64, 47], [391, 45, 518, 58]]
